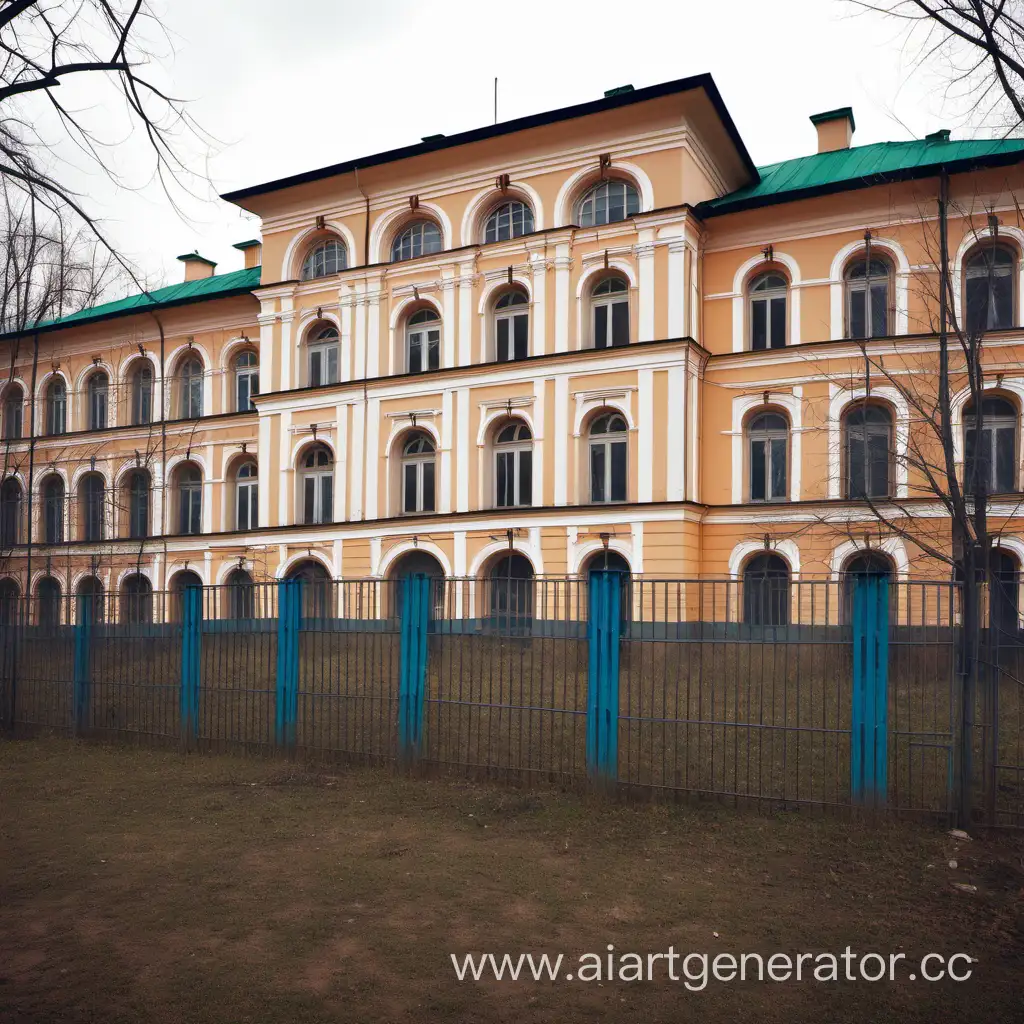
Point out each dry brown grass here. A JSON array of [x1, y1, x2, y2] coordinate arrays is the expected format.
[[1, 737, 1022, 1024]]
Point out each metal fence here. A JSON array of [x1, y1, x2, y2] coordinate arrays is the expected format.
[[1, 573, 1021, 827]]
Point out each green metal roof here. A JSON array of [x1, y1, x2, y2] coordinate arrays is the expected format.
[[699, 136, 1024, 216], [25, 265, 261, 335]]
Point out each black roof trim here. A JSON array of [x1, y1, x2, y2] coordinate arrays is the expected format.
[[221, 74, 758, 202]]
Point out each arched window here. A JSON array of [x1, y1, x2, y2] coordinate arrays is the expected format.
[[121, 574, 152, 625], [45, 379, 67, 435], [86, 371, 108, 430], [3, 385, 23, 439], [131, 364, 153, 425], [494, 289, 529, 361], [300, 445, 333, 525], [391, 220, 442, 262], [589, 413, 628, 503], [36, 577, 62, 631], [965, 245, 1016, 333], [286, 560, 333, 620], [387, 551, 445, 619], [841, 551, 893, 624], [488, 553, 534, 625], [0, 478, 22, 547], [179, 357, 204, 419], [0, 578, 19, 625], [591, 276, 629, 349], [484, 200, 534, 243], [747, 412, 788, 502], [307, 325, 339, 387], [964, 395, 1017, 494], [742, 553, 790, 626], [80, 474, 104, 542], [576, 179, 640, 227], [127, 469, 150, 539], [235, 460, 258, 531], [749, 272, 788, 350], [494, 422, 532, 508], [234, 350, 259, 411], [400, 432, 435, 514], [845, 256, 892, 339], [301, 238, 348, 280], [76, 576, 104, 625], [990, 548, 1020, 636], [170, 570, 203, 621], [845, 404, 893, 499], [175, 463, 202, 535], [42, 475, 65, 545], [406, 308, 441, 373], [226, 568, 255, 619]]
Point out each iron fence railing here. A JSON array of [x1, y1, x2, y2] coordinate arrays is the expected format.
[[0, 574, 1020, 827]]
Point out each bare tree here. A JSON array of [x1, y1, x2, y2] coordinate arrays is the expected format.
[[851, 1, 1024, 133]]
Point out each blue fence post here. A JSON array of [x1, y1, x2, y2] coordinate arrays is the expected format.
[[398, 574, 430, 761], [73, 594, 92, 734], [851, 574, 889, 806], [587, 571, 621, 784], [275, 579, 300, 750], [180, 585, 202, 745]]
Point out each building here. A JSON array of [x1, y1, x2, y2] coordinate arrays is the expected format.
[[2, 73, 1024, 623]]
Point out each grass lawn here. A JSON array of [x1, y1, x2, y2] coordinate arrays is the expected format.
[[0, 738, 1021, 1023]]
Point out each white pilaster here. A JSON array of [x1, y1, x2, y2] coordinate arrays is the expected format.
[[456, 387, 470, 512], [667, 239, 686, 338], [442, 276, 457, 368], [279, 409, 293, 523], [258, 415, 272, 526], [457, 270, 474, 367], [666, 364, 685, 501], [531, 257, 547, 355], [365, 397, 380, 519], [440, 389, 453, 513], [554, 245, 571, 352], [353, 282, 367, 379], [366, 286, 381, 379], [279, 306, 295, 391], [532, 377, 545, 505], [554, 375, 569, 505], [335, 402, 348, 522], [638, 369, 654, 502], [637, 235, 656, 342]]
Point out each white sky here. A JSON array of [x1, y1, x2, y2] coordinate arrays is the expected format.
[[63, 0, 966, 291]]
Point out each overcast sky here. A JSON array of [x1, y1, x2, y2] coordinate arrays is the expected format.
[[75, 0, 965, 290]]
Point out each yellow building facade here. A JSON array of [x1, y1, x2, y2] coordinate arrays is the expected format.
[[2, 74, 1024, 618]]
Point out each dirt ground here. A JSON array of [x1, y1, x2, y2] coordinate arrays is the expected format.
[[0, 738, 1021, 1024]]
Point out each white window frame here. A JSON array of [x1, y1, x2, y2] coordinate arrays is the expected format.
[[307, 327, 340, 387], [400, 435, 436, 514], [391, 220, 442, 262], [484, 201, 534, 243], [747, 412, 789, 502], [748, 272, 788, 350], [235, 461, 258, 531], [493, 422, 533, 508], [590, 277, 630, 349], [301, 447, 334, 525], [179, 358, 204, 419], [301, 239, 347, 280], [234, 350, 259, 411], [576, 179, 640, 227], [588, 414, 628, 503], [406, 310, 441, 373]]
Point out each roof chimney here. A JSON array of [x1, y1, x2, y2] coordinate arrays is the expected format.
[[810, 107, 855, 154], [232, 239, 262, 270], [176, 252, 217, 282]]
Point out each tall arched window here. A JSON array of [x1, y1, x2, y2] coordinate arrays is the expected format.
[[406, 309, 441, 373], [484, 200, 534, 243], [845, 404, 893, 499], [226, 568, 255, 619], [747, 412, 788, 502], [576, 179, 640, 227], [965, 245, 1016, 333], [307, 325, 340, 387], [170, 570, 203, 621], [742, 553, 790, 626], [0, 578, 19, 625], [42, 476, 65, 545], [591, 276, 630, 349], [76, 576, 104, 625], [589, 413, 628, 503], [45, 379, 66, 435], [964, 395, 1017, 494], [179, 357, 203, 419], [841, 551, 893, 625], [235, 460, 258, 531], [845, 256, 892, 339], [400, 432, 435, 514], [391, 220, 442, 262], [301, 238, 347, 280], [300, 445, 333, 525], [0, 478, 22, 547], [749, 272, 787, 350], [234, 350, 259, 411], [488, 553, 534, 625], [80, 473, 105, 541], [131, 364, 153, 425], [493, 289, 529, 361], [36, 577, 62, 631], [127, 469, 150, 539], [494, 422, 532, 507], [990, 548, 1020, 636], [175, 463, 202, 535], [86, 371, 108, 430], [121, 573, 152, 625], [3, 385, 23, 439]]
